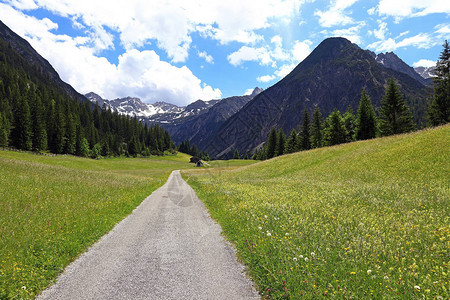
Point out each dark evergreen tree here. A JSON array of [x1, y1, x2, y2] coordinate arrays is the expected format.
[[265, 127, 278, 159], [64, 113, 76, 154], [233, 149, 240, 159], [244, 153, 249, 160], [31, 95, 47, 151], [379, 78, 415, 136], [310, 106, 323, 148], [128, 135, 139, 157], [355, 89, 377, 140], [0, 111, 9, 147], [343, 106, 356, 142], [428, 40, 450, 126], [11, 96, 32, 150], [298, 108, 311, 150], [324, 109, 347, 146], [285, 129, 298, 154], [275, 129, 286, 156]]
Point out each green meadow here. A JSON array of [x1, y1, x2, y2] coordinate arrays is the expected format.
[[0, 152, 191, 299], [184, 125, 449, 299]]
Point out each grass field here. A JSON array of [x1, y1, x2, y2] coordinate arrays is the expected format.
[[183, 125, 449, 299], [0, 152, 192, 299]]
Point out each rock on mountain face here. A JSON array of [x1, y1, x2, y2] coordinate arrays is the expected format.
[[205, 37, 429, 159], [367, 50, 431, 86], [0, 20, 88, 103], [414, 66, 436, 79], [165, 87, 262, 149]]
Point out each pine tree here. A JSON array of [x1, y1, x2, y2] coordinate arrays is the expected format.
[[310, 106, 323, 148], [379, 78, 415, 136], [428, 40, 450, 126], [64, 114, 76, 154], [285, 129, 298, 154], [343, 106, 356, 142], [11, 96, 32, 150], [233, 149, 240, 159], [275, 129, 286, 156], [355, 89, 377, 140], [298, 108, 311, 150], [31, 95, 47, 152], [0, 111, 9, 147], [265, 127, 278, 159], [324, 109, 347, 146]]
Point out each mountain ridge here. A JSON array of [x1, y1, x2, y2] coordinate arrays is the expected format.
[[205, 37, 430, 158]]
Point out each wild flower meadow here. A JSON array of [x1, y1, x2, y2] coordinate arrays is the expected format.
[[184, 125, 449, 299], [0, 152, 191, 299]]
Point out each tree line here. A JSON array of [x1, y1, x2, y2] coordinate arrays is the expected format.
[[0, 38, 175, 158], [255, 40, 449, 161]]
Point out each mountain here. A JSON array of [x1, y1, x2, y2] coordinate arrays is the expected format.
[[85, 92, 183, 117], [368, 51, 431, 86], [165, 87, 262, 149], [205, 37, 430, 159], [0, 20, 88, 103], [414, 66, 436, 80]]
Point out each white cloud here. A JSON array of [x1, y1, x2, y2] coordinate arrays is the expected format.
[[378, 0, 450, 19], [275, 63, 296, 78], [321, 23, 365, 45], [0, 3, 221, 106], [314, 0, 360, 27], [228, 37, 312, 81], [197, 51, 214, 64], [371, 21, 388, 40], [291, 40, 313, 63], [20, 0, 305, 63], [257, 75, 276, 82], [227, 46, 273, 66], [367, 33, 435, 52], [412, 59, 436, 68], [244, 88, 255, 95]]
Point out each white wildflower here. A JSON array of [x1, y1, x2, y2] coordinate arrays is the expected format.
[[384, 276, 389, 280], [311, 252, 315, 257], [285, 233, 289, 236], [267, 232, 271, 237], [414, 285, 420, 291], [299, 255, 304, 259], [367, 270, 372, 275], [304, 257, 309, 262], [258, 226, 262, 230], [293, 257, 297, 261]]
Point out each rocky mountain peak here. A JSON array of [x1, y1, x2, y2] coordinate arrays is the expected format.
[[250, 87, 264, 98]]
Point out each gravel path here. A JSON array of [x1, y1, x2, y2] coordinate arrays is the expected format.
[[38, 170, 259, 300]]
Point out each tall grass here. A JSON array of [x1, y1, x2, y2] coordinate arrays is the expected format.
[[0, 152, 191, 299], [184, 125, 449, 299]]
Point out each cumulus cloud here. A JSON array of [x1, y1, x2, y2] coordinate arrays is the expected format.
[[197, 51, 214, 64], [227, 46, 273, 66], [367, 32, 438, 53], [257, 75, 276, 82], [0, 3, 221, 106], [377, 0, 450, 19], [14, 0, 304, 63], [314, 0, 360, 27], [228, 36, 312, 81], [412, 59, 436, 68]]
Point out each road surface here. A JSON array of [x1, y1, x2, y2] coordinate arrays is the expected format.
[[38, 170, 259, 300]]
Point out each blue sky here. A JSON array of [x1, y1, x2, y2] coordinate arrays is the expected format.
[[0, 0, 448, 106]]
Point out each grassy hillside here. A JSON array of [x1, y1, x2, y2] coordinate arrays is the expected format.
[[184, 125, 449, 299], [0, 152, 191, 299]]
